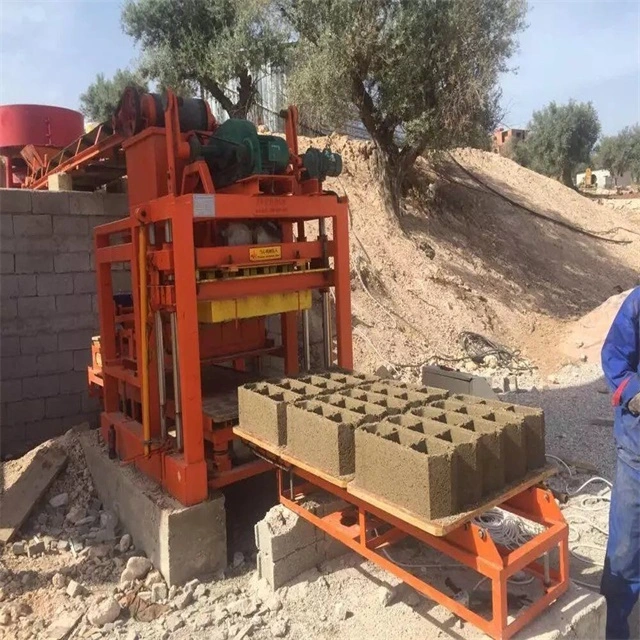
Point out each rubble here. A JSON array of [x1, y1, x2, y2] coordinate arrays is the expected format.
[[11, 541, 26, 556], [49, 493, 69, 509], [66, 579, 86, 598], [52, 572, 66, 589], [151, 583, 168, 603], [87, 596, 121, 626], [174, 590, 193, 610], [120, 556, 152, 582], [27, 539, 46, 556], [118, 533, 132, 553]]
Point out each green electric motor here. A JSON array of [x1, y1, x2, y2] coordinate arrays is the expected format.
[[194, 118, 342, 188], [302, 147, 343, 182]]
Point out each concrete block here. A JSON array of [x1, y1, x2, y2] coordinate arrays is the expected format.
[[0, 213, 12, 238], [53, 215, 90, 237], [73, 272, 97, 294], [69, 192, 104, 216], [286, 400, 366, 476], [57, 329, 92, 352], [1, 336, 21, 357], [7, 398, 45, 423], [47, 173, 73, 191], [15, 252, 53, 274], [56, 293, 92, 315], [359, 381, 449, 405], [17, 295, 56, 317], [81, 393, 100, 413], [80, 432, 227, 585], [22, 375, 60, 399], [257, 543, 324, 589], [238, 382, 303, 447], [13, 214, 52, 237], [37, 351, 74, 375], [1, 274, 36, 298], [31, 191, 70, 215], [20, 334, 58, 355], [36, 273, 73, 296], [102, 194, 129, 217], [73, 349, 91, 371], [0, 378, 22, 403], [354, 423, 455, 519], [54, 252, 90, 273], [1, 252, 15, 274], [0, 189, 31, 213], [0, 297, 17, 321], [45, 393, 83, 419], [1, 355, 37, 380], [332, 387, 408, 414]]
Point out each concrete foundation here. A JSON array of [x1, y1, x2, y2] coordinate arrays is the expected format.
[[79, 431, 227, 586], [255, 494, 348, 589]]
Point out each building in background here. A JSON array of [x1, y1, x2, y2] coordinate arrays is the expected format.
[[492, 127, 528, 154], [575, 168, 633, 189]]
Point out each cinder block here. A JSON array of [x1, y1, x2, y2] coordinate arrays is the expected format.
[[257, 543, 324, 589], [58, 370, 90, 394], [305, 370, 376, 389], [31, 191, 70, 215], [22, 375, 60, 399], [331, 387, 408, 414], [0, 189, 31, 213], [17, 295, 56, 317], [47, 172, 73, 191], [7, 398, 45, 423], [37, 351, 74, 375], [102, 194, 129, 217], [53, 215, 90, 237], [45, 393, 82, 419], [1, 274, 36, 298], [73, 272, 97, 294], [36, 273, 73, 296], [314, 393, 388, 422], [69, 192, 105, 216], [354, 423, 454, 519], [12, 214, 52, 237], [0, 298, 17, 321], [1, 355, 37, 380], [73, 349, 91, 372], [286, 400, 366, 476], [0, 213, 13, 237], [54, 252, 90, 273], [1, 336, 21, 357], [272, 378, 325, 397], [1, 252, 15, 274], [359, 381, 449, 405], [20, 334, 57, 355], [406, 420, 483, 509], [57, 329, 93, 352], [15, 253, 53, 274], [238, 382, 303, 447], [0, 378, 22, 403], [81, 393, 100, 414], [56, 294, 92, 315]]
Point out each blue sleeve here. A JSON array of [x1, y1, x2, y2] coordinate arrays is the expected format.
[[601, 287, 640, 407]]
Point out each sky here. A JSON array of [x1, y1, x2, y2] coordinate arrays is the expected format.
[[0, 0, 638, 136]]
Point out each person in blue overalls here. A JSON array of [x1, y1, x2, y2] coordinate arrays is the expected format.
[[601, 287, 640, 639]]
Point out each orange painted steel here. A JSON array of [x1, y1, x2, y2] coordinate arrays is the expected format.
[[274, 462, 568, 640], [92, 89, 353, 505]]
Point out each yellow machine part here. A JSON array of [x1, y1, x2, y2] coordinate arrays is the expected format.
[[197, 290, 312, 323]]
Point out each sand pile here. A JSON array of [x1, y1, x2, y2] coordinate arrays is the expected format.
[[296, 135, 639, 375]]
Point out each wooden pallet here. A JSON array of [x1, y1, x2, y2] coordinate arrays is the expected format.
[[233, 425, 555, 536]]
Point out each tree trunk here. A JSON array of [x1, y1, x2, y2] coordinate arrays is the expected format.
[[561, 164, 574, 188], [202, 71, 255, 120]]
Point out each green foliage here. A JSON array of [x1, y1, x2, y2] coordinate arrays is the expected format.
[[520, 101, 600, 187], [121, 0, 290, 118], [595, 126, 640, 182], [79, 69, 148, 122], [279, 0, 526, 212]]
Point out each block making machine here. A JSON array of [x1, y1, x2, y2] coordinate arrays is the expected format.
[[91, 87, 352, 505]]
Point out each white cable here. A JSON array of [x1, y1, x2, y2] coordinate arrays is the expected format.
[[568, 476, 612, 494], [545, 454, 573, 477]]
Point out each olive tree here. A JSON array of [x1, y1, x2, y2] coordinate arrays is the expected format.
[[278, 0, 527, 213], [80, 69, 148, 122], [121, 0, 290, 119]]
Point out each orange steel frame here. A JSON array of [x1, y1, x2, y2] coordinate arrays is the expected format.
[[277, 464, 569, 640], [93, 91, 353, 505]]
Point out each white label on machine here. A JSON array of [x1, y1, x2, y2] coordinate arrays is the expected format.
[[193, 194, 215, 218]]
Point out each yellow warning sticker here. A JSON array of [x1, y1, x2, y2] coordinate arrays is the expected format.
[[249, 246, 281, 261]]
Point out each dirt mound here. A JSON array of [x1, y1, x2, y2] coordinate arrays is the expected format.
[[297, 136, 639, 375]]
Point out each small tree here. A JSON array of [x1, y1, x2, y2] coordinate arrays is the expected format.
[[80, 69, 148, 122], [596, 126, 640, 183], [522, 101, 600, 187], [278, 0, 527, 214], [121, 0, 290, 119]]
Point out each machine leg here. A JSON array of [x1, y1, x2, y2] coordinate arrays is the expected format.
[[170, 311, 183, 451]]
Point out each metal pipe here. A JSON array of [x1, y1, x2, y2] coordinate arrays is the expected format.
[[138, 225, 151, 456], [155, 311, 167, 440], [302, 309, 311, 371], [318, 218, 332, 368], [169, 311, 183, 451]]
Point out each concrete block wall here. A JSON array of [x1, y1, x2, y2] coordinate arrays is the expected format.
[[0, 189, 129, 455]]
